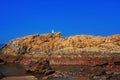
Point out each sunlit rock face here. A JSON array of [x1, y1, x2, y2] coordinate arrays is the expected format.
[[0, 32, 120, 66]]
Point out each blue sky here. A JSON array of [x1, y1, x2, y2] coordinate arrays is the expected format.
[[0, 0, 120, 43]]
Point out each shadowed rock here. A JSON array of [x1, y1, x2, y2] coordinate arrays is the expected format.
[[0, 72, 4, 79]]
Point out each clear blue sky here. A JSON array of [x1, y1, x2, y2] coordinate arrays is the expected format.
[[0, 0, 120, 43]]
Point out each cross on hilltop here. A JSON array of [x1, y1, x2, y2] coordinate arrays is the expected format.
[[52, 29, 54, 33]]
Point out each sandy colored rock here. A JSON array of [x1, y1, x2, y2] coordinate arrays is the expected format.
[[0, 32, 120, 66]]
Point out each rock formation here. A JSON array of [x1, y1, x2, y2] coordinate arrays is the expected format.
[[0, 32, 120, 67]]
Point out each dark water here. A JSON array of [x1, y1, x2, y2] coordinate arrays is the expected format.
[[0, 64, 86, 80], [0, 64, 27, 76]]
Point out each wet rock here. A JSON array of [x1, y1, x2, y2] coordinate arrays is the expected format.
[[113, 71, 120, 75], [106, 70, 114, 75], [42, 71, 68, 80], [0, 59, 5, 64], [100, 75, 107, 80], [0, 72, 4, 79], [0, 59, 4, 63], [24, 59, 54, 76], [44, 70, 55, 76], [109, 74, 120, 80], [93, 76, 100, 80], [93, 75, 107, 80], [82, 66, 105, 77]]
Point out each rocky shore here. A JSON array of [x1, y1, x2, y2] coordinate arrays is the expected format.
[[1, 76, 38, 80], [0, 32, 120, 79]]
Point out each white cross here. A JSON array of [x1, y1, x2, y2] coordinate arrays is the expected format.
[[52, 29, 54, 33]]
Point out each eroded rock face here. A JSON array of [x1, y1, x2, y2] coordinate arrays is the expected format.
[[0, 32, 120, 66]]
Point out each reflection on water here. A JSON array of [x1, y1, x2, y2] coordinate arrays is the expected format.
[[0, 64, 26, 76], [0, 64, 89, 80]]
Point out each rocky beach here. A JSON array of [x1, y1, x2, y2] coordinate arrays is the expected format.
[[0, 32, 120, 80]]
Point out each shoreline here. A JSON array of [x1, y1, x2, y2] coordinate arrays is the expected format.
[[1, 76, 38, 80], [1, 63, 120, 80]]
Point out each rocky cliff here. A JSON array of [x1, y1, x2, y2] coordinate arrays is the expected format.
[[0, 32, 120, 66]]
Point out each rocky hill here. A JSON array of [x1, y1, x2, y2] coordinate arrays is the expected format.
[[0, 32, 120, 66]]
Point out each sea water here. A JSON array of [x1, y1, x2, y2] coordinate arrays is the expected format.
[[0, 64, 84, 80], [0, 64, 27, 76]]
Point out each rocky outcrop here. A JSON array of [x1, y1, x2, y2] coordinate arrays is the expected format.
[[0, 32, 120, 66], [0, 54, 54, 76]]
